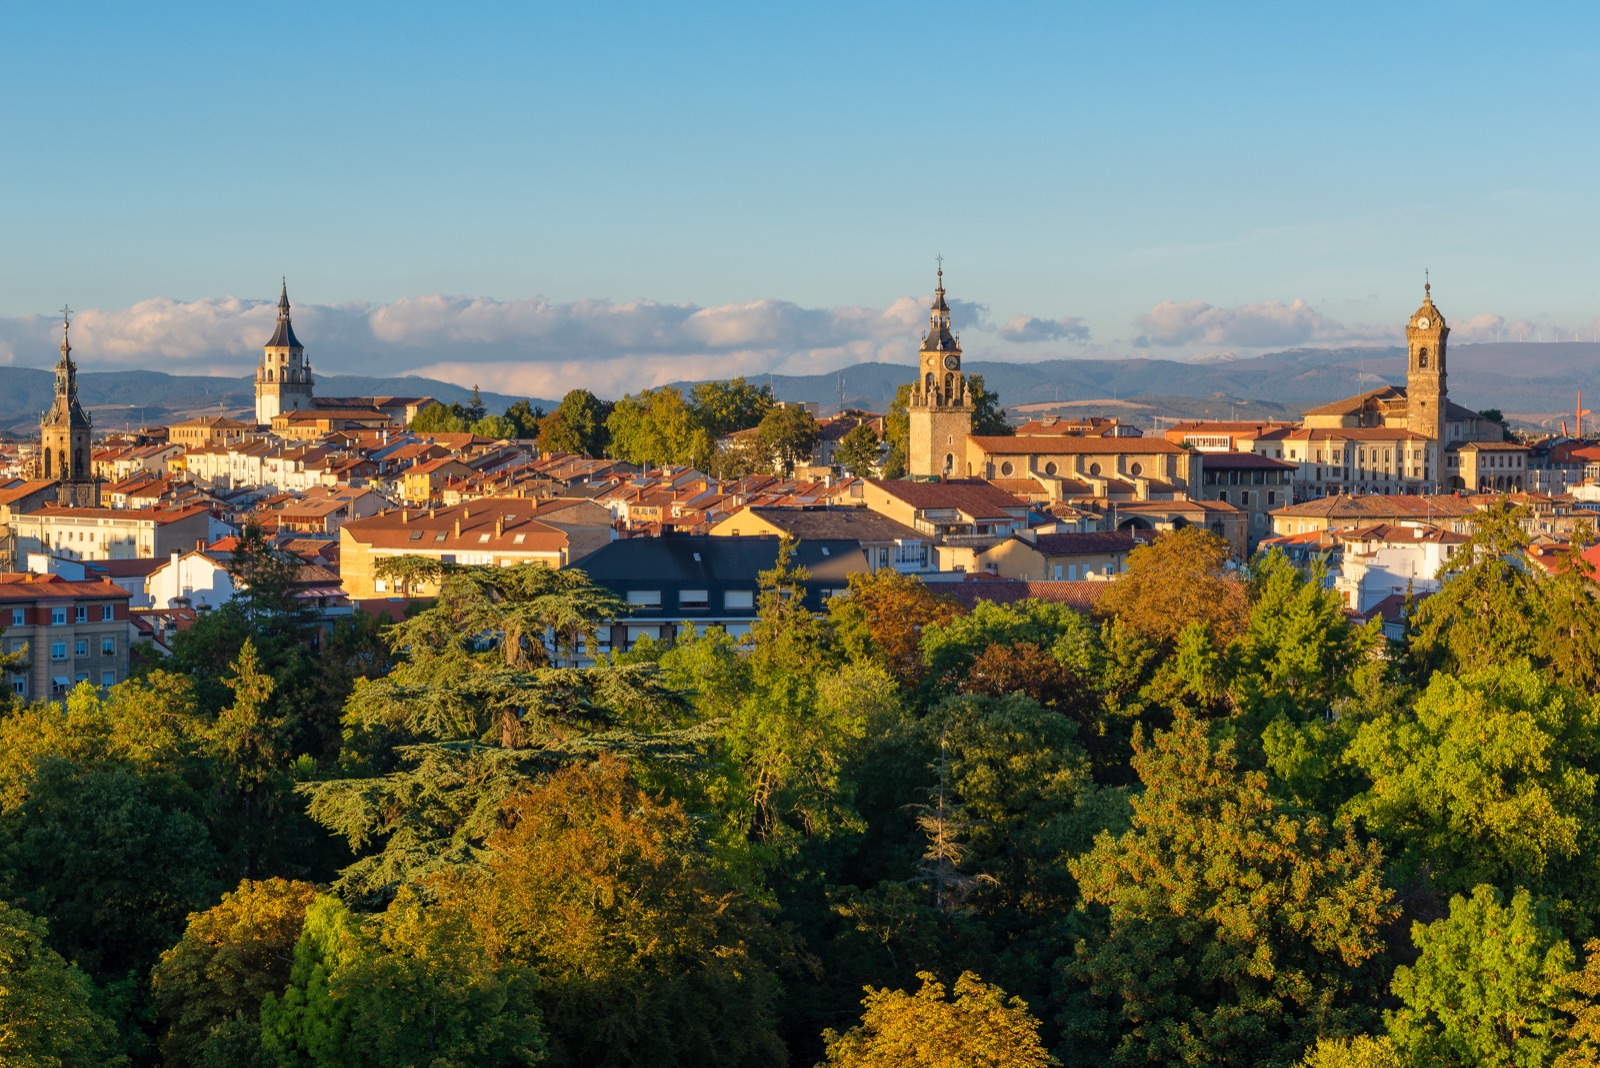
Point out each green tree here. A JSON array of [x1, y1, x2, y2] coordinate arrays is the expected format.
[[1344, 660, 1600, 902], [0, 757, 222, 982], [537, 389, 611, 456], [967, 373, 1011, 436], [756, 403, 821, 475], [882, 383, 913, 479], [503, 399, 544, 439], [605, 387, 710, 468], [372, 553, 445, 599], [1062, 714, 1394, 1067], [1408, 502, 1539, 677], [835, 422, 883, 477], [207, 639, 296, 878], [829, 567, 964, 689], [1387, 885, 1574, 1068], [1296, 1035, 1400, 1068], [410, 401, 469, 434], [820, 971, 1056, 1068], [0, 899, 127, 1068], [151, 877, 319, 1068], [471, 413, 518, 439], [690, 377, 774, 437], [261, 891, 545, 1068]]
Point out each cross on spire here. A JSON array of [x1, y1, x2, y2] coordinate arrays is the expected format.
[[60, 304, 72, 326]]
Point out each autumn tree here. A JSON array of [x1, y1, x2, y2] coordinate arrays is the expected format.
[[446, 757, 781, 1066], [820, 971, 1056, 1068], [0, 899, 126, 1068], [1062, 715, 1394, 1067], [150, 877, 318, 1067], [1387, 885, 1574, 1068], [829, 568, 964, 688], [1093, 526, 1249, 648], [1558, 938, 1600, 1067]]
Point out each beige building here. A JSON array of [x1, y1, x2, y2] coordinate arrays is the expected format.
[[975, 529, 1152, 581], [1269, 494, 1480, 538], [964, 435, 1201, 500], [339, 497, 613, 599], [169, 417, 257, 449], [8, 505, 212, 565], [710, 505, 935, 573], [403, 457, 476, 504]]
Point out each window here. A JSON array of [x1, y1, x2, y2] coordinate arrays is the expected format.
[[51, 642, 67, 661], [9, 609, 21, 627], [626, 590, 662, 607], [101, 671, 115, 687], [51, 608, 66, 626], [433, 532, 447, 542], [1000, 461, 1014, 476], [102, 604, 113, 621], [74, 640, 87, 657], [1130, 462, 1143, 476], [678, 589, 709, 610], [9, 679, 22, 697], [1089, 463, 1101, 476], [478, 534, 491, 543], [409, 531, 424, 541], [52, 676, 68, 695], [75, 606, 87, 623], [724, 590, 755, 610], [101, 636, 116, 656]]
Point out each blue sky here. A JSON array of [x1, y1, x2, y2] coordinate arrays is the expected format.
[[1, 2, 1596, 397]]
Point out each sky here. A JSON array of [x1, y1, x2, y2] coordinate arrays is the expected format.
[[2, 1, 1597, 399]]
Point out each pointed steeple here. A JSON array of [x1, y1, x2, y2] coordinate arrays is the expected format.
[[267, 278, 303, 350], [923, 259, 957, 352]]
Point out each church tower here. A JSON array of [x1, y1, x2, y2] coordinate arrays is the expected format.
[[254, 280, 314, 425], [907, 265, 972, 479], [38, 309, 99, 507], [1405, 278, 1449, 445]]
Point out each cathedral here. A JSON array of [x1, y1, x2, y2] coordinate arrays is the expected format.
[[35, 310, 99, 507]]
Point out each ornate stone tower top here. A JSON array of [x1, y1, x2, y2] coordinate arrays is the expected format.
[[43, 306, 91, 432], [911, 263, 966, 409], [1405, 275, 1449, 443], [255, 279, 315, 425], [38, 306, 98, 505]]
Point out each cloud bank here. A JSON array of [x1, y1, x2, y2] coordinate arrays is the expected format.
[[1000, 314, 1091, 343]]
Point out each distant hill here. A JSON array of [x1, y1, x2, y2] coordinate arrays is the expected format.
[[682, 342, 1599, 432], [0, 369, 542, 435]]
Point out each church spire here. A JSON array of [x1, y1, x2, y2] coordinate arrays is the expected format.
[[57, 304, 73, 367], [266, 279, 303, 350], [923, 257, 956, 351], [279, 276, 290, 317]]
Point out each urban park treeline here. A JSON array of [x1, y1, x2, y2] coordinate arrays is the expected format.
[[5, 506, 1600, 1067]]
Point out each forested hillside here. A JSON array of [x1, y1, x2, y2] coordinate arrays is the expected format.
[[5, 508, 1600, 1066]]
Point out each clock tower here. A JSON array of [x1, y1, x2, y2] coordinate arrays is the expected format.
[[255, 280, 315, 425], [907, 265, 972, 479], [1405, 279, 1448, 446]]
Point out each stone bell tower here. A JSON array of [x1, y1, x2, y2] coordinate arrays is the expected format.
[[1405, 277, 1449, 446], [255, 279, 315, 425], [37, 307, 99, 507], [907, 264, 972, 479]]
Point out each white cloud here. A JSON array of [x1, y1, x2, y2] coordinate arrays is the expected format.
[[1134, 298, 1359, 348], [1000, 314, 1091, 343], [0, 291, 939, 398]]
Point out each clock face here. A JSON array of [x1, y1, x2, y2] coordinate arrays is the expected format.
[[1416, 317, 1430, 329], [943, 355, 960, 370]]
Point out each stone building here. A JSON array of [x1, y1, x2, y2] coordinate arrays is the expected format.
[[906, 267, 973, 479], [35, 311, 99, 507]]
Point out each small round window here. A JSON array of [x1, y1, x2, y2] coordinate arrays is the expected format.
[[1000, 461, 1014, 476], [1130, 462, 1143, 476], [1089, 462, 1101, 476], [1044, 461, 1057, 475]]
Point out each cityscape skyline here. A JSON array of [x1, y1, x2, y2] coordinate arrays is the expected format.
[[4, 2, 1598, 396]]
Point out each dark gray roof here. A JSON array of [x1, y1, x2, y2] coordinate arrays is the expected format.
[[266, 316, 303, 350], [571, 534, 868, 613], [1023, 530, 1153, 557], [742, 506, 923, 543]]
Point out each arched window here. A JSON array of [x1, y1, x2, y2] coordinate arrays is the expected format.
[[944, 373, 955, 399], [74, 448, 83, 475], [1418, 347, 1429, 368], [267, 368, 274, 382], [59, 450, 67, 478], [924, 372, 934, 395], [42, 449, 51, 478]]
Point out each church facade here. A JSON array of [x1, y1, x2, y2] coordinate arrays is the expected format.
[[1277, 284, 1517, 494]]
